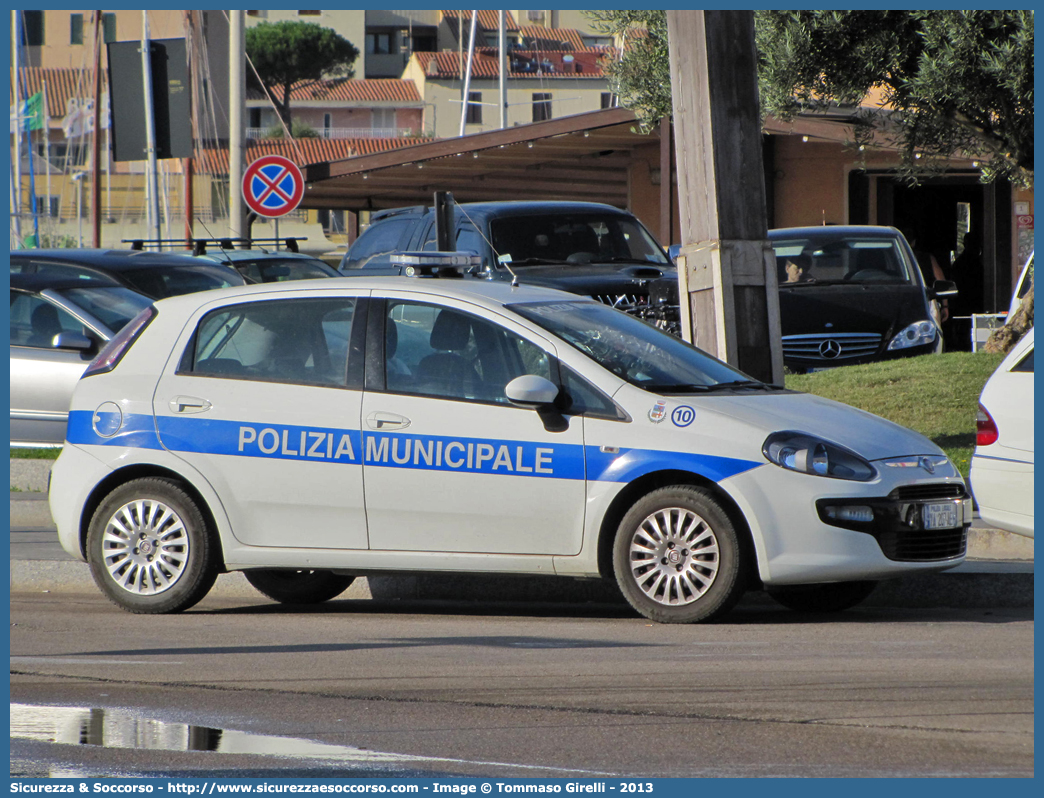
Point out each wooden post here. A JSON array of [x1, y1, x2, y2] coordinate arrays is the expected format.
[[666, 10, 783, 384]]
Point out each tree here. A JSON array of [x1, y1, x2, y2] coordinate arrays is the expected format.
[[246, 21, 359, 133], [589, 10, 1033, 186]]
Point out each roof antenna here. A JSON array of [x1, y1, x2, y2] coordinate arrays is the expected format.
[[196, 218, 236, 267]]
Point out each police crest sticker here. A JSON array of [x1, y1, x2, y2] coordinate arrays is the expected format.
[[648, 400, 668, 423]]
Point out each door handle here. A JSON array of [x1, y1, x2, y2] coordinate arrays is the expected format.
[[170, 396, 212, 414], [366, 411, 411, 431]]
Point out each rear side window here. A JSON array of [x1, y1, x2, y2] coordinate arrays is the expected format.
[[342, 219, 414, 270], [184, 298, 358, 387], [1012, 347, 1034, 373]]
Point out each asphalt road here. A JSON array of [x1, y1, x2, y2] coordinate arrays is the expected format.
[[9, 589, 1034, 779]]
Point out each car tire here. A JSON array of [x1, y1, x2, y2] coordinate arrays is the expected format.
[[613, 486, 748, 624], [87, 478, 218, 614], [245, 570, 356, 604], [766, 580, 878, 613]]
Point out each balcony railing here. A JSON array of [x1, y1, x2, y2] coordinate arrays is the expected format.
[[245, 127, 417, 140]]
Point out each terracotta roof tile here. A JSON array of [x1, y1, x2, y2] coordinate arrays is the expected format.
[[441, 10, 519, 33], [416, 50, 606, 80], [12, 67, 101, 118], [247, 78, 421, 105], [194, 137, 429, 175]]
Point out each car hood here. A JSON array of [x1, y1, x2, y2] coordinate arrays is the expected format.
[[691, 390, 943, 462], [511, 263, 675, 297], [779, 283, 928, 336]]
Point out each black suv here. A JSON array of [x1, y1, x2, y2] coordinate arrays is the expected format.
[[339, 201, 679, 331]]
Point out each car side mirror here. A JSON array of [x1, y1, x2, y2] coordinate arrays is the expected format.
[[53, 332, 94, 351], [931, 279, 958, 298], [505, 375, 559, 409]]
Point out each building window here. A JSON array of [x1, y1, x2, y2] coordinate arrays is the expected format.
[[70, 14, 83, 45], [22, 12, 44, 46], [372, 108, 396, 132], [366, 31, 393, 55], [246, 11, 265, 18], [102, 13, 117, 44], [532, 93, 552, 123], [466, 92, 482, 125], [411, 32, 437, 52], [298, 11, 321, 16], [601, 92, 616, 110]]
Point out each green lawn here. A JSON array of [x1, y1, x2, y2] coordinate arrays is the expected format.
[[10, 353, 1002, 479], [785, 351, 1004, 476]]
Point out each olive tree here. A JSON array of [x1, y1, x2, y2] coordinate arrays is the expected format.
[[588, 10, 1033, 186]]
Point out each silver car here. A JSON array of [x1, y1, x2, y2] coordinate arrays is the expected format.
[[10, 272, 153, 447]]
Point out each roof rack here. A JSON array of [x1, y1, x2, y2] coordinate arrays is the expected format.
[[392, 250, 481, 278], [123, 237, 306, 255]]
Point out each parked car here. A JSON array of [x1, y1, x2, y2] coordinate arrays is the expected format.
[[339, 201, 680, 332], [969, 328, 1034, 538], [767, 226, 957, 372], [10, 272, 153, 447], [10, 248, 245, 299], [191, 244, 340, 283], [50, 265, 971, 620]]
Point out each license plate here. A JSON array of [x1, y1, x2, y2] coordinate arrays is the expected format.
[[923, 502, 959, 530]]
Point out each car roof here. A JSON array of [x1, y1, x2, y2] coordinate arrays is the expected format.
[[372, 200, 633, 222], [767, 225, 904, 240], [9, 248, 225, 272], [195, 249, 324, 263], [150, 275, 586, 317], [9, 270, 134, 293]]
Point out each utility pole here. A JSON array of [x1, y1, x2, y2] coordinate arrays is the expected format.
[[228, 9, 246, 239], [666, 11, 783, 385]]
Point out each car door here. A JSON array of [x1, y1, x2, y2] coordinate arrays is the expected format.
[[361, 292, 587, 555], [9, 290, 107, 445], [152, 291, 370, 550]]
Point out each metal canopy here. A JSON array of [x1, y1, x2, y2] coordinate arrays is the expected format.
[[298, 106, 873, 213], [300, 107, 654, 211]]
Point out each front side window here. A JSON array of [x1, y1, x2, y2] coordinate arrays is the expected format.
[[186, 298, 358, 387], [385, 301, 551, 404], [512, 300, 750, 392], [771, 236, 915, 286], [10, 292, 95, 349]]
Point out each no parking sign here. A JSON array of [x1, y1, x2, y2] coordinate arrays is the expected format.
[[242, 154, 305, 218]]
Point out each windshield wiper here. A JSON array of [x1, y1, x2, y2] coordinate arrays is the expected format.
[[505, 257, 571, 266], [641, 383, 715, 393], [702, 380, 775, 391]]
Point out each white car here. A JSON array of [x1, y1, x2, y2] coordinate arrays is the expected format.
[[970, 328, 1034, 538], [49, 259, 972, 623]]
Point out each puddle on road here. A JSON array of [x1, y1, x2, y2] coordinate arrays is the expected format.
[[10, 703, 611, 776], [10, 703, 414, 763]]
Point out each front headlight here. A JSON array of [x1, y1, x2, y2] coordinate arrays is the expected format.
[[762, 431, 877, 481], [887, 320, 937, 350]]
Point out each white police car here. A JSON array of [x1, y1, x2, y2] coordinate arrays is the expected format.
[[49, 254, 972, 622]]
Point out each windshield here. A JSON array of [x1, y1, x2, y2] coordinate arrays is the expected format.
[[511, 301, 759, 392], [490, 213, 669, 267], [55, 286, 153, 333], [771, 236, 915, 286]]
